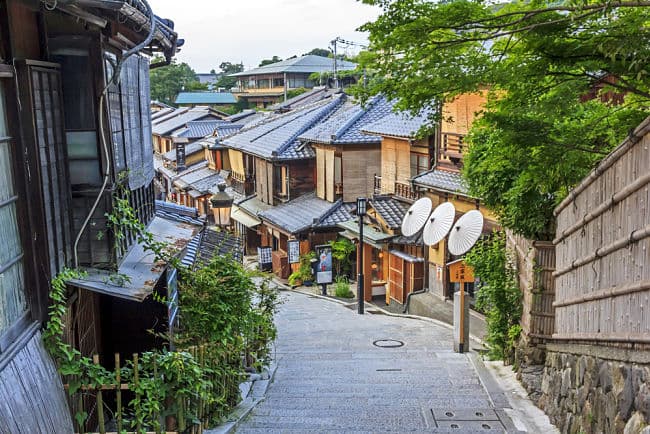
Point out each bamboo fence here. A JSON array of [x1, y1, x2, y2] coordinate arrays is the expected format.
[[553, 116, 650, 344], [64, 344, 242, 434], [506, 231, 556, 342]]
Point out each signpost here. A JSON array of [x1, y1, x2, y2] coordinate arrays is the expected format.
[[315, 244, 333, 295], [448, 259, 475, 353], [288, 239, 300, 264]]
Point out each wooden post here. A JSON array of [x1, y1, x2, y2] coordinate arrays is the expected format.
[[133, 354, 142, 433], [115, 353, 122, 433], [93, 355, 106, 434], [459, 282, 465, 352]]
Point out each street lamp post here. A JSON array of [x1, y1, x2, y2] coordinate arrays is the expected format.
[[357, 197, 367, 315], [210, 183, 234, 227]]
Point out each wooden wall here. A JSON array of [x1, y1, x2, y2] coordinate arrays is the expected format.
[[380, 137, 411, 194], [288, 159, 315, 199], [316, 147, 327, 199], [255, 158, 274, 205], [441, 92, 487, 135], [553, 116, 650, 344], [0, 328, 74, 433], [342, 148, 381, 202]]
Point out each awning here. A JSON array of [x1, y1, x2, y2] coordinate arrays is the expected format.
[[231, 205, 261, 228], [68, 216, 198, 302], [188, 189, 203, 199], [337, 219, 395, 249]]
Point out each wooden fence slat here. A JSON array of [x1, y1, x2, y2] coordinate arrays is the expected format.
[[115, 353, 122, 434], [92, 355, 106, 434]]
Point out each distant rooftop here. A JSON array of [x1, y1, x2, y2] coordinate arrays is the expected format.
[[229, 55, 356, 77], [362, 108, 436, 139], [175, 92, 237, 105]]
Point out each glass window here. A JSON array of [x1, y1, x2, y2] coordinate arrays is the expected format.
[[410, 152, 429, 176], [0, 84, 27, 337]]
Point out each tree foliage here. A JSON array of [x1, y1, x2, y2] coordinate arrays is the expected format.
[[259, 55, 283, 67], [149, 57, 206, 105], [358, 0, 650, 239], [305, 47, 332, 57], [215, 61, 244, 90], [465, 232, 521, 362]]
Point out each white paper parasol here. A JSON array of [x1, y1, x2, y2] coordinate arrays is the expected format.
[[422, 202, 456, 246], [400, 197, 432, 237], [448, 210, 484, 255]]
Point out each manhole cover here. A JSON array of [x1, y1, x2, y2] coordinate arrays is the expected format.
[[373, 339, 404, 348]]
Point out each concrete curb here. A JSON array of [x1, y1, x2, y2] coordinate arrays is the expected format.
[[205, 361, 278, 434], [290, 288, 486, 347]]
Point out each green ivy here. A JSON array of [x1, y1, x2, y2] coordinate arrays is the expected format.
[[465, 231, 521, 362]]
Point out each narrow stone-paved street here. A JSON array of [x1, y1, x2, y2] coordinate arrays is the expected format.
[[236, 291, 523, 433]]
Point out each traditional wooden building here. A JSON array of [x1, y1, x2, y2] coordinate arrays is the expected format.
[[0, 0, 181, 430], [230, 55, 356, 107]]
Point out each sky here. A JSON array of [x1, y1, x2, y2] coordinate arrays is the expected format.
[[150, 0, 382, 73]]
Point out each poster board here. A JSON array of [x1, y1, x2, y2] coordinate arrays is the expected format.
[[257, 246, 273, 271], [288, 239, 300, 264], [315, 244, 333, 284]]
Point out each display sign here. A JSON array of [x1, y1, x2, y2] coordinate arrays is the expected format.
[[315, 244, 333, 284], [288, 239, 300, 264], [258, 246, 273, 271], [448, 259, 475, 283]]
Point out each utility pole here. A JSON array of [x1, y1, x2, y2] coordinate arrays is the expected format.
[[330, 38, 339, 90]]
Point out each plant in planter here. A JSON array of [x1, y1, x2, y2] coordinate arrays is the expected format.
[[334, 275, 354, 298], [288, 251, 316, 286]]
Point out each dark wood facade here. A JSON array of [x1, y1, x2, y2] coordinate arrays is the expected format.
[[0, 0, 179, 429]]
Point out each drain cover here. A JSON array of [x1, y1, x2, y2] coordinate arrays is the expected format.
[[373, 339, 404, 348], [427, 409, 505, 431]]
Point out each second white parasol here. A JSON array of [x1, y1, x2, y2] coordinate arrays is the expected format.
[[422, 202, 456, 246]]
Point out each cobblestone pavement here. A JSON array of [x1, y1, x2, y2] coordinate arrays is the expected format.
[[236, 291, 524, 433]]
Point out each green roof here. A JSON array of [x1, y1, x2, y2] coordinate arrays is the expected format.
[[175, 92, 237, 105]]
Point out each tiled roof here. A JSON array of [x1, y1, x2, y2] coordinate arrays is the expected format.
[[236, 195, 273, 216], [163, 142, 204, 162], [314, 202, 354, 228], [155, 200, 205, 226], [230, 55, 356, 77], [361, 107, 436, 139], [225, 110, 257, 122], [270, 87, 339, 112], [222, 95, 344, 161], [370, 196, 408, 229], [152, 108, 221, 136], [258, 192, 342, 234], [175, 92, 237, 105], [195, 228, 243, 264], [176, 120, 233, 139], [412, 168, 469, 195], [175, 166, 224, 194], [299, 95, 394, 145]]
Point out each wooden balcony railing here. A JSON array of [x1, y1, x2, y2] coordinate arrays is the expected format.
[[441, 132, 465, 160], [394, 181, 418, 201], [231, 172, 255, 196]]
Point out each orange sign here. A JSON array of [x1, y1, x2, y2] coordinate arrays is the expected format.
[[448, 260, 474, 283]]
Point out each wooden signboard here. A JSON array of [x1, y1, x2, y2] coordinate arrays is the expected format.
[[448, 259, 474, 283]]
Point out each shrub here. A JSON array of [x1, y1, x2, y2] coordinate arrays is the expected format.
[[334, 276, 354, 298]]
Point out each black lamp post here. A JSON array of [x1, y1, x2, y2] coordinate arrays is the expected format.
[[210, 183, 233, 227], [357, 197, 367, 314]]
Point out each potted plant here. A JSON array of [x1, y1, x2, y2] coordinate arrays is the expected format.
[[289, 252, 316, 287]]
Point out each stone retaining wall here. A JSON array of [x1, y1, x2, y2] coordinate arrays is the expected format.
[[539, 348, 650, 433]]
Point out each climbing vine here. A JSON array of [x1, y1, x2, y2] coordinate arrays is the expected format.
[[43, 186, 279, 431], [465, 231, 521, 363]]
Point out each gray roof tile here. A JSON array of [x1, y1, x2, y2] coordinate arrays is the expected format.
[[370, 197, 409, 229], [222, 95, 344, 161], [230, 55, 356, 77], [153, 108, 222, 136], [299, 95, 395, 145], [258, 192, 344, 234], [412, 168, 469, 195], [163, 141, 204, 162], [176, 120, 234, 139], [362, 107, 436, 139], [314, 202, 354, 228], [175, 166, 224, 194]]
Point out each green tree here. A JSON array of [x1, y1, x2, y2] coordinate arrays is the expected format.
[[149, 57, 205, 105], [259, 55, 283, 67], [305, 47, 332, 58], [358, 0, 650, 239], [215, 61, 244, 90]]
